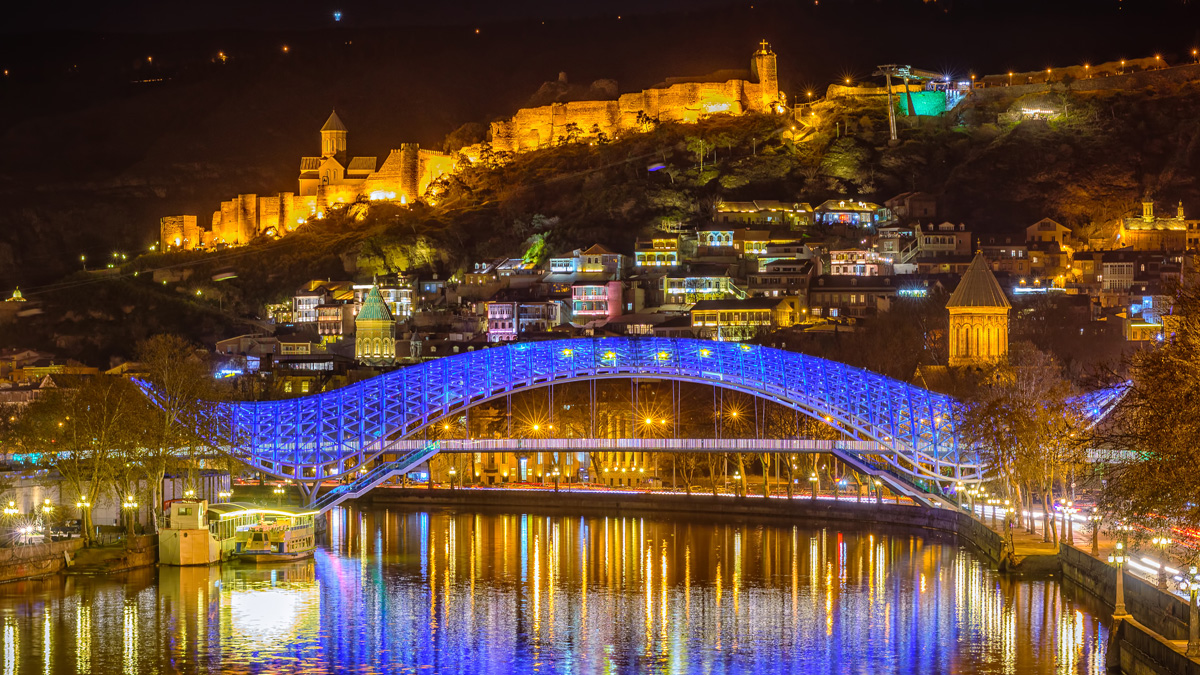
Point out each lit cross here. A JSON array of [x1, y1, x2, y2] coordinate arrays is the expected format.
[[759, 40, 770, 51]]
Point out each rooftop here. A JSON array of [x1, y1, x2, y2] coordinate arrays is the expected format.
[[946, 253, 1011, 309], [321, 110, 348, 133]]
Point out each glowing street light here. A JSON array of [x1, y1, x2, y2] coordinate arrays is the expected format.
[[809, 471, 819, 500], [448, 466, 457, 491], [1152, 535, 1173, 589], [2, 501, 17, 516], [1181, 565, 1200, 656], [1108, 541, 1131, 618], [1087, 508, 1103, 556]]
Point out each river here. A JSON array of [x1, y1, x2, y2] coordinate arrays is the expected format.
[[0, 507, 1108, 674]]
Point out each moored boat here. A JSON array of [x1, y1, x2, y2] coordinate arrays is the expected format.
[[234, 506, 317, 563]]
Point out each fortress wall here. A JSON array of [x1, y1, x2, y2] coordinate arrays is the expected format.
[[416, 149, 458, 195], [257, 195, 281, 234], [236, 194, 257, 245], [295, 195, 317, 221], [363, 149, 405, 199], [160, 215, 199, 250], [399, 143, 421, 202]]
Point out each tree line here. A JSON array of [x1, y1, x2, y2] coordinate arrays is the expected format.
[[0, 335, 234, 544]]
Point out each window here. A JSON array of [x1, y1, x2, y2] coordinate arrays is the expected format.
[[301, 381, 310, 393]]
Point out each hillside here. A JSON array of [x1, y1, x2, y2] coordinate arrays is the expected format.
[[7, 78, 1200, 364]]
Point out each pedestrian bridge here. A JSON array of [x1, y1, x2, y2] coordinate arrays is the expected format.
[[139, 337, 1125, 504]]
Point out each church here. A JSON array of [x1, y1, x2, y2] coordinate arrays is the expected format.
[[161, 112, 459, 251], [946, 253, 1011, 368]]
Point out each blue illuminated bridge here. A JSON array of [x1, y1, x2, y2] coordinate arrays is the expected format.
[[148, 338, 1125, 509]]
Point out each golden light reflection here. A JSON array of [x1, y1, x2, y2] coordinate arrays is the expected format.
[[3, 616, 16, 675], [122, 601, 137, 675], [42, 606, 50, 675], [75, 604, 90, 674]]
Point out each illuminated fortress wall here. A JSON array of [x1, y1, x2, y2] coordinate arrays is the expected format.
[[489, 44, 779, 153]]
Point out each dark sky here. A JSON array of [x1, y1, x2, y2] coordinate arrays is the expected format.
[[4, 0, 1199, 34], [3, 0, 742, 33]]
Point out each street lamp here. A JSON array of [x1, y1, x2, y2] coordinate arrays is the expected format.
[[3, 501, 17, 516], [733, 472, 742, 497], [1182, 565, 1200, 656], [217, 491, 231, 502], [273, 485, 285, 507], [122, 496, 139, 535], [1088, 508, 1103, 556], [552, 468, 560, 493], [956, 482, 965, 509], [1108, 541, 1130, 617], [448, 466, 457, 491], [809, 472, 819, 500], [1152, 536, 1173, 589], [184, 489, 195, 498], [874, 479, 882, 505]]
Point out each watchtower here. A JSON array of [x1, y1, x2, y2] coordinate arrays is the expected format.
[[752, 41, 779, 111]]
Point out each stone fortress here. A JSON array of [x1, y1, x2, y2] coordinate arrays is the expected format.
[[161, 42, 782, 251], [489, 41, 780, 152], [161, 112, 459, 250]]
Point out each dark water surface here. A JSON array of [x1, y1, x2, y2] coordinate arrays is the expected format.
[[0, 508, 1107, 674]]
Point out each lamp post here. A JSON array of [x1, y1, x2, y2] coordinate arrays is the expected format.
[[217, 491, 231, 503], [273, 485, 285, 507], [1109, 542, 1130, 618], [1152, 536, 1173, 589], [552, 468, 560, 493], [809, 472, 818, 500], [956, 482, 965, 510], [122, 496, 139, 536], [874, 479, 882, 505], [448, 466, 457, 491], [2, 501, 17, 516], [1088, 508, 1102, 556], [1183, 565, 1200, 657], [733, 472, 742, 498]]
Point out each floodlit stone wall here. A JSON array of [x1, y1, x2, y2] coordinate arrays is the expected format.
[[491, 47, 778, 153]]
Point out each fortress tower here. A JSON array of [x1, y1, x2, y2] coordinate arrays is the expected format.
[[946, 253, 1011, 368], [320, 110, 348, 163], [752, 40, 780, 111]]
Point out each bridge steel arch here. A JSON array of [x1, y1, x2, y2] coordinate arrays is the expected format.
[[201, 337, 982, 495]]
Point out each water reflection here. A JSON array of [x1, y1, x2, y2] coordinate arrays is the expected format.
[[0, 508, 1107, 673]]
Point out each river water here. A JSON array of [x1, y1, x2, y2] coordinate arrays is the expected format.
[[0, 507, 1108, 674]]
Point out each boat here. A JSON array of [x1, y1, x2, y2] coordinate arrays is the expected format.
[[234, 506, 318, 563], [159, 498, 222, 565]]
